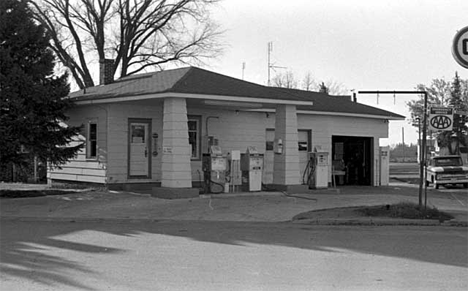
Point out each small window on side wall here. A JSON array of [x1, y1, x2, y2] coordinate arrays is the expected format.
[[87, 122, 98, 159], [188, 116, 201, 160]]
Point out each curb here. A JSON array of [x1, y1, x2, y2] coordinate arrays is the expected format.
[[292, 218, 468, 227], [2, 215, 467, 227], [0, 216, 163, 223]]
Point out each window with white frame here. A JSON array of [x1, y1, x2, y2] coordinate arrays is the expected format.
[[188, 116, 201, 160], [265, 128, 311, 151], [87, 122, 98, 159]]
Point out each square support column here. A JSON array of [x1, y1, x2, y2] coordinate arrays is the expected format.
[[272, 105, 308, 193], [160, 98, 193, 189]]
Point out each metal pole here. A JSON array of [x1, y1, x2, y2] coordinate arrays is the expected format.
[[418, 118, 421, 160], [34, 156, 37, 183], [419, 92, 428, 209], [358, 90, 428, 209], [402, 127, 405, 146], [424, 168, 428, 212], [267, 42, 271, 86]]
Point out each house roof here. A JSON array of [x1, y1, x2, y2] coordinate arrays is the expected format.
[[274, 88, 405, 119], [70, 66, 404, 120], [70, 67, 308, 102]]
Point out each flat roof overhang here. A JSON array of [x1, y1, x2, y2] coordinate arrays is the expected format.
[[71, 92, 313, 108], [243, 108, 405, 121]]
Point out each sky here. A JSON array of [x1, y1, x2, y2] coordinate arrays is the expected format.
[[203, 0, 468, 146]]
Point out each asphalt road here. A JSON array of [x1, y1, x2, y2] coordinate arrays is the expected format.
[[1, 220, 467, 291], [390, 162, 420, 176], [390, 162, 467, 205]]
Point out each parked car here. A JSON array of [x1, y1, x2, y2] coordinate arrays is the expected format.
[[426, 155, 468, 189]]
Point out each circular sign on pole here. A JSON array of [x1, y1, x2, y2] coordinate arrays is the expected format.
[[452, 26, 468, 69], [429, 107, 454, 131]]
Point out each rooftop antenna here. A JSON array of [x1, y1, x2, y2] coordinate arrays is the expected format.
[[267, 41, 286, 86], [242, 62, 245, 80]]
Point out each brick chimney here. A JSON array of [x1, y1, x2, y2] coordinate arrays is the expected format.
[[99, 59, 114, 85]]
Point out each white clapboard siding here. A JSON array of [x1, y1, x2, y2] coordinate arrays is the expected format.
[[59, 160, 105, 169], [52, 100, 390, 187], [48, 104, 108, 184], [106, 103, 163, 183], [188, 108, 267, 182], [51, 167, 106, 176], [48, 172, 106, 184]]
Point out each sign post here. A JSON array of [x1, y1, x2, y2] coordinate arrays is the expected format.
[[358, 90, 428, 209]]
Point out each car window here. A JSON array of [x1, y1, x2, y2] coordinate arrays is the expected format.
[[434, 158, 462, 167]]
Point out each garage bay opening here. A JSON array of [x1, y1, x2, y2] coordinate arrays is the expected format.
[[332, 136, 373, 186]]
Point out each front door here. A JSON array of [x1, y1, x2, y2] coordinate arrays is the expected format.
[[128, 119, 151, 178]]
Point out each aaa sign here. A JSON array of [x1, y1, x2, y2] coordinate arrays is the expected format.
[[429, 107, 453, 131]]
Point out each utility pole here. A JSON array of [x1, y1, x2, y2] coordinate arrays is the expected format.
[[415, 117, 421, 161], [402, 127, 405, 146], [358, 90, 428, 210], [402, 127, 405, 161]]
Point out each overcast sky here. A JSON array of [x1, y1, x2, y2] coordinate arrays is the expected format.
[[206, 0, 468, 146]]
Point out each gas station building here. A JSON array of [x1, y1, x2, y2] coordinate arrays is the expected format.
[[48, 66, 404, 197]]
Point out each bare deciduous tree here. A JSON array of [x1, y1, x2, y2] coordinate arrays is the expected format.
[[272, 70, 348, 95], [271, 71, 297, 89], [322, 79, 348, 95], [302, 71, 316, 91], [31, 0, 224, 89]]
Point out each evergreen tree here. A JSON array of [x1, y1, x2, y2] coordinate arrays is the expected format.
[[443, 72, 468, 154], [0, 0, 82, 169], [407, 74, 468, 155]]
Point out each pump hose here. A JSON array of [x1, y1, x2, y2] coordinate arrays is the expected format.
[[209, 179, 225, 194], [307, 162, 316, 186], [202, 169, 225, 194], [302, 159, 312, 184]]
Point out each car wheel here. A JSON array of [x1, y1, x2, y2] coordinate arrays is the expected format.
[[435, 184, 439, 189], [425, 180, 430, 187]]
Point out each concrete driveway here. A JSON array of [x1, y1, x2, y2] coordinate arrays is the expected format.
[[1, 183, 466, 224]]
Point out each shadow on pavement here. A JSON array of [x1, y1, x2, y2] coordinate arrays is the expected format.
[[1, 219, 467, 289], [0, 221, 125, 291]]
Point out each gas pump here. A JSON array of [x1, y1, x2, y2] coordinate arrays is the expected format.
[[202, 146, 227, 193], [241, 146, 264, 191], [379, 146, 390, 186], [308, 151, 329, 189]]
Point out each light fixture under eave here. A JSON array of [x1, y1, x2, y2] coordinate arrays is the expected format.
[[203, 100, 263, 108]]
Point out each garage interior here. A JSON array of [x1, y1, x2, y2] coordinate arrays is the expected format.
[[332, 136, 373, 186]]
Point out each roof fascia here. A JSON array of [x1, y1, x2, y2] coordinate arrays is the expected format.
[[73, 92, 313, 106], [243, 108, 405, 120], [297, 110, 405, 120]]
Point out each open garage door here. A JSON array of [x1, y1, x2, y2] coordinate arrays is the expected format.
[[332, 136, 373, 186]]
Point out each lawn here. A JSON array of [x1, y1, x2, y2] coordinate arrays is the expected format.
[[293, 202, 454, 222], [0, 189, 79, 198]]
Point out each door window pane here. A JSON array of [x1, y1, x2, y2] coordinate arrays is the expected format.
[[188, 116, 201, 160], [131, 125, 145, 143]]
